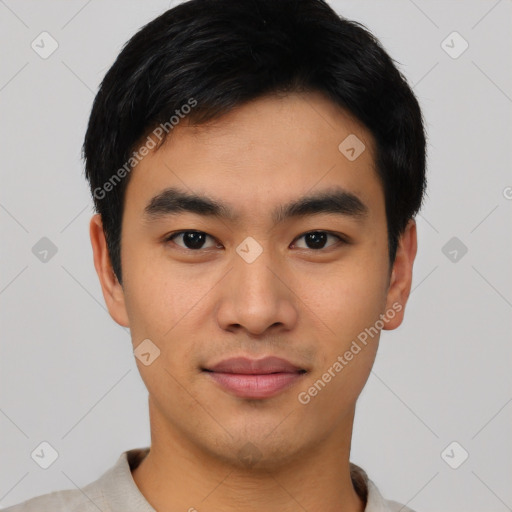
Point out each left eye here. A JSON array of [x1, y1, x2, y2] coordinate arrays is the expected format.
[[292, 231, 344, 250], [165, 230, 345, 251]]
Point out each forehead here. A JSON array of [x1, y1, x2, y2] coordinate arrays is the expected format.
[[123, 91, 384, 224]]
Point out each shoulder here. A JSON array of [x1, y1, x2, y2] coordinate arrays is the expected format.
[[1, 482, 105, 512], [350, 463, 418, 512], [383, 499, 416, 512], [1, 448, 150, 512], [366, 479, 417, 512], [1, 452, 117, 512]]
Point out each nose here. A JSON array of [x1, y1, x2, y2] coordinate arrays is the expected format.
[[215, 244, 299, 336]]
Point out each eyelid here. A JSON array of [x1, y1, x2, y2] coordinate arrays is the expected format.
[[164, 229, 348, 251], [291, 230, 347, 249], [164, 230, 219, 250]]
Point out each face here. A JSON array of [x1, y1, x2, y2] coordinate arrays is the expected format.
[[91, 91, 416, 469]]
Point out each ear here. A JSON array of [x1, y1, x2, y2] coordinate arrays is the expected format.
[[89, 214, 130, 327], [382, 218, 418, 330]]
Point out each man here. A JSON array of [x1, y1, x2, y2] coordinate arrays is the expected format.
[[5, 0, 426, 510]]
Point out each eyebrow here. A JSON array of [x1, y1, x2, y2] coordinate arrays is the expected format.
[[143, 186, 369, 225]]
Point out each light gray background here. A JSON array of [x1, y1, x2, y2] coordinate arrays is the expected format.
[[1, 1, 511, 510]]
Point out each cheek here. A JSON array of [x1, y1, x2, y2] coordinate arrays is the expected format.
[[122, 273, 173, 340], [296, 271, 385, 419], [122, 249, 202, 337], [123, 265, 203, 401], [297, 346, 377, 432], [121, 258, 218, 385], [299, 259, 388, 341]]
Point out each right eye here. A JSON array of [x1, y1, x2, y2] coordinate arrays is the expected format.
[[163, 230, 221, 251]]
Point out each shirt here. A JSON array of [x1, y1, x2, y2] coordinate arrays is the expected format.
[[2, 447, 416, 512]]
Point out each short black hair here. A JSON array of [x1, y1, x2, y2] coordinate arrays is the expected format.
[[83, 0, 427, 284]]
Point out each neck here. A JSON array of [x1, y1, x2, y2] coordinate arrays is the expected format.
[[132, 401, 365, 512]]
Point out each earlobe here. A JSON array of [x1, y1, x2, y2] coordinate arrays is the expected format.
[[89, 214, 130, 327], [382, 219, 418, 331]]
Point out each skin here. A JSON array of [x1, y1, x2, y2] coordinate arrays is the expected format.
[[90, 91, 417, 512]]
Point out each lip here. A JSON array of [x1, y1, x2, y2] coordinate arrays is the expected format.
[[203, 356, 307, 399]]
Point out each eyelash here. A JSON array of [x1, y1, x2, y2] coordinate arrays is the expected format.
[[163, 230, 348, 252]]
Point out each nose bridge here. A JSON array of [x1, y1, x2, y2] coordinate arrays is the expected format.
[[233, 236, 280, 301], [216, 236, 298, 334]]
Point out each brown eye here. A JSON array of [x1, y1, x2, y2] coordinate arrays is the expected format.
[[166, 231, 218, 250], [293, 231, 345, 250]]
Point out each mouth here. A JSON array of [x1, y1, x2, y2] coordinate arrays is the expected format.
[[201, 356, 307, 400]]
